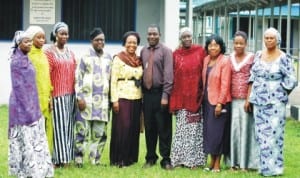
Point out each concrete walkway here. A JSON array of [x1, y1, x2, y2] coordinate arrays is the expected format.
[[287, 85, 300, 120]]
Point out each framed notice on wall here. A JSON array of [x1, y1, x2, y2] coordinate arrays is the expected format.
[[30, 0, 55, 24]]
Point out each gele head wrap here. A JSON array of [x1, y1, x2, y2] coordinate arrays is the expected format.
[[90, 27, 104, 40], [26, 25, 45, 40], [8, 30, 31, 59], [179, 27, 192, 39], [50, 22, 68, 42]]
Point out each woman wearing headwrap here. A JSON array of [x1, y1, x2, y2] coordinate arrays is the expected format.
[[27, 25, 54, 155], [8, 30, 54, 177], [74, 27, 112, 167], [169, 27, 207, 169], [45, 22, 77, 167], [248, 27, 297, 176], [110, 31, 143, 167]]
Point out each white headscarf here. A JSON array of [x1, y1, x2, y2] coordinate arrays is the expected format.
[[52, 22, 68, 37], [179, 27, 192, 39], [26, 25, 45, 40], [8, 30, 31, 58]]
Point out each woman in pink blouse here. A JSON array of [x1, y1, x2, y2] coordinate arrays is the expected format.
[[226, 31, 259, 171]]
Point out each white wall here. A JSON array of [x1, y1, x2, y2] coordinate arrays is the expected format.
[[136, 0, 180, 50], [164, 0, 180, 50], [0, 42, 12, 105], [136, 0, 164, 46]]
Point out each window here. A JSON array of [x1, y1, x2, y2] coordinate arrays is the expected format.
[[0, 0, 22, 40], [62, 0, 136, 42]]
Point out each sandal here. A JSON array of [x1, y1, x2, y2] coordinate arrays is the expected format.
[[190, 166, 198, 170], [211, 169, 221, 173], [203, 167, 212, 172]]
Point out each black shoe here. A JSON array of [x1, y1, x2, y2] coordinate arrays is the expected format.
[[142, 161, 156, 168], [162, 163, 173, 170]]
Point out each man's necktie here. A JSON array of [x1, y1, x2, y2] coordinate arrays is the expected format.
[[144, 48, 154, 89]]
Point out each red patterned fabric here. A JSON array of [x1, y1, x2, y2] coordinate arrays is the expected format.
[[230, 53, 254, 99], [169, 45, 205, 113], [45, 45, 76, 97]]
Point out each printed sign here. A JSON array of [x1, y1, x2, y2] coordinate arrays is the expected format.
[[30, 0, 55, 24]]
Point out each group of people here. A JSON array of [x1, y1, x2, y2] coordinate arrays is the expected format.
[[8, 21, 297, 178]]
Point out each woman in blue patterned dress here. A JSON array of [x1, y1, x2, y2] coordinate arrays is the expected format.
[[248, 27, 297, 176]]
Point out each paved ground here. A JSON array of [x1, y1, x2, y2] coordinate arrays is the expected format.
[[287, 85, 300, 120], [289, 85, 300, 106]]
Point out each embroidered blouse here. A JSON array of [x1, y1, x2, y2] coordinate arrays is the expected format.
[[230, 52, 254, 99]]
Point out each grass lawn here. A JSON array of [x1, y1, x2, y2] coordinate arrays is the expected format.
[[0, 105, 299, 178]]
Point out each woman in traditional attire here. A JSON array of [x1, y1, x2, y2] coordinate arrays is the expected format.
[[27, 25, 54, 155], [8, 30, 54, 177], [110, 31, 143, 167], [227, 31, 259, 171], [169, 27, 207, 169], [44, 22, 77, 167], [248, 27, 297, 176]]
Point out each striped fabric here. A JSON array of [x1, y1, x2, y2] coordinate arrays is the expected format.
[[52, 94, 76, 164], [44, 45, 76, 97]]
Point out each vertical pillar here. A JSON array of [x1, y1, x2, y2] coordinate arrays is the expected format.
[[203, 11, 207, 45], [270, 0, 274, 27], [278, 5, 282, 32], [164, 0, 179, 50], [236, 2, 240, 31], [213, 8, 216, 34], [248, 10, 252, 52], [262, 8, 266, 48], [186, 0, 193, 29], [254, 0, 258, 51], [224, 5, 229, 51], [287, 0, 291, 53]]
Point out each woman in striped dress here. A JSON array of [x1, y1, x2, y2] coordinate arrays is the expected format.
[[45, 22, 77, 167]]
